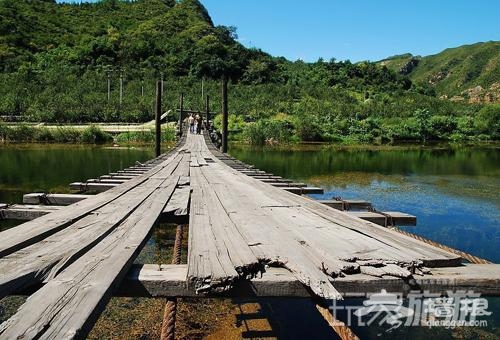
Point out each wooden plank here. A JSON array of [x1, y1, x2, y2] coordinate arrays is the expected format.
[[108, 172, 140, 176], [187, 163, 261, 294], [246, 175, 281, 179], [270, 182, 307, 188], [87, 179, 127, 184], [69, 182, 119, 192], [317, 199, 372, 211], [0, 204, 62, 220], [283, 187, 325, 195], [120, 263, 500, 297], [260, 178, 293, 183], [117, 170, 147, 175], [0, 175, 181, 339], [23, 193, 89, 205], [348, 211, 417, 227], [162, 186, 191, 216], [100, 175, 135, 180]]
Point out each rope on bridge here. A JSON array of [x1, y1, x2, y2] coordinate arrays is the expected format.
[[392, 227, 491, 264], [160, 224, 184, 340]]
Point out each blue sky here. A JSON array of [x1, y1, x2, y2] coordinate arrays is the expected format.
[[57, 0, 500, 62]]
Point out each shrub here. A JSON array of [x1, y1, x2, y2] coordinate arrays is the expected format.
[[81, 125, 113, 144], [243, 118, 293, 145], [294, 114, 323, 141], [429, 115, 458, 139], [474, 104, 500, 139], [8, 124, 36, 142], [34, 126, 55, 142], [52, 127, 81, 143]]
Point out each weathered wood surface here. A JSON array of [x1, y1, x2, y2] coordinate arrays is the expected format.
[[348, 211, 417, 226], [162, 186, 191, 216], [317, 199, 372, 210], [23, 193, 89, 205], [0, 175, 182, 339], [270, 182, 307, 188], [87, 178, 127, 184], [120, 263, 500, 298], [70, 182, 119, 192], [186, 133, 461, 300], [283, 186, 325, 194], [0, 204, 62, 220], [100, 175, 135, 180]]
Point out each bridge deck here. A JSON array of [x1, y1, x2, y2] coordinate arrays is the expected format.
[[0, 132, 496, 339]]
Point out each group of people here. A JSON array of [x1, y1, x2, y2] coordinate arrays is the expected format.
[[188, 113, 203, 134]]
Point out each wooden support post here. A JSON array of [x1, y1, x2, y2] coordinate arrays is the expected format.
[[205, 95, 210, 129], [155, 80, 162, 157], [221, 77, 228, 153], [178, 93, 184, 137]]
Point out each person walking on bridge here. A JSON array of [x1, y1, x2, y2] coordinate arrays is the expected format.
[[188, 114, 195, 133], [196, 114, 203, 134]]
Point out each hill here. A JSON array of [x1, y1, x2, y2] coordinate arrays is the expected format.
[[0, 0, 498, 142], [378, 42, 500, 103]]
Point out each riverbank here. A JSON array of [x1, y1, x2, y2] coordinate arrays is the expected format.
[[0, 123, 177, 144]]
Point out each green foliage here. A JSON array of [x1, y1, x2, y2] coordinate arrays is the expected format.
[[474, 104, 500, 139], [80, 125, 113, 144], [52, 127, 81, 143], [243, 118, 293, 145], [414, 108, 432, 142]]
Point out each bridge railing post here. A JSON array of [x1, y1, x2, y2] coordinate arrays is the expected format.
[[178, 93, 184, 137], [155, 80, 161, 157], [221, 77, 228, 153]]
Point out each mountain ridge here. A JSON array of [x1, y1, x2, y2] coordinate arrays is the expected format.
[[377, 41, 500, 103]]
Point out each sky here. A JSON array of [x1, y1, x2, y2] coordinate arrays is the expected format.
[[58, 0, 500, 62]]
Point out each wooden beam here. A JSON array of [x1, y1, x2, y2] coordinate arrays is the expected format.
[[100, 175, 135, 180], [0, 204, 62, 220], [69, 182, 119, 193], [317, 199, 372, 210], [23, 193, 89, 205], [87, 179, 127, 184], [270, 182, 307, 188], [119, 263, 500, 298], [283, 187, 325, 195], [348, 211, 416, 227]]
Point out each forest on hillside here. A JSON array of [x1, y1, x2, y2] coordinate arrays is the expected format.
[[0, 0, 498, 143]]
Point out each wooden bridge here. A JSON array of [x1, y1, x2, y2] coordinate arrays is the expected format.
[[0, 131, 499, 339]]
